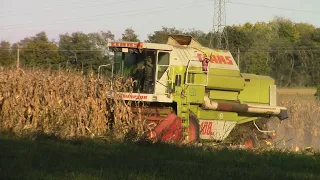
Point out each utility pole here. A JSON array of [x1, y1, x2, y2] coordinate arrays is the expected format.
[[209, 0, 229, 50], [237, 48, 240, 66], [16, 44, 20, 69]]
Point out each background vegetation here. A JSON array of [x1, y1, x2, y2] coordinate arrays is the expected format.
[[1, 17, 320, 87]]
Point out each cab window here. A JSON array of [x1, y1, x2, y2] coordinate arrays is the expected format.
[[157, 52, 169, 79]]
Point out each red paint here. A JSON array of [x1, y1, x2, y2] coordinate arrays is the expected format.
[[200, 121, 215, 136], [110, 42, 143, 48], [160, 116, 182, 141], [248, 106, 277, 110], [217, 55, 227, 64], [137, 42, 143, 49], [188, 120, 197, 142], [147, 114, 182, 142], [197, 53, 234, 65], [210, 55, 219, 63], [225, 56, 233, 65], [244, 138, 254, 149], [122, 94, 148, 100]]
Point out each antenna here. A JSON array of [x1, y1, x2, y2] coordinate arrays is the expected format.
[[209, 0, 229, 50]]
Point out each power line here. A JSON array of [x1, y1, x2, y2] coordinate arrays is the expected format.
[[227, 1, 318, 14], [1, 0, 103, 15], [0, 0, 212, 31], [0, 0, 139, 18]]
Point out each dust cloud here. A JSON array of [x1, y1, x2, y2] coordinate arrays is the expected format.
[[267, 94, 320, 151]]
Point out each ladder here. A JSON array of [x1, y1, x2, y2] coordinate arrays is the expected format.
[[182, 59, 210, 141]]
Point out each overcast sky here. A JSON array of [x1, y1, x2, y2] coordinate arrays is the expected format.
[[0, 0, 318, 43]]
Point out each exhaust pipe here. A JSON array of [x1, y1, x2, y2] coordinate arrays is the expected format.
[[202, 95, 288, 120]]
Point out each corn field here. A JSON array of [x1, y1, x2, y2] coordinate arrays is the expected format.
[[0, 68, 147, 140], [0, 68, 319, 151]]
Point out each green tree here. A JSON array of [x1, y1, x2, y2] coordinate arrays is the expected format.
[[242, 51, 271, 75], [121, 28, 139, 42], [0, 40, 15, 67], [59, 32, 97, 73], [269, 37, 295, 87], [13, 31, 60, 69], [88, 30, 115, 56], [59, 30, 114, 74], [271, 17, 300, 43], [88, 30, 115, 73], [225, 25, 253, 53], [147, 27, 184, 43]]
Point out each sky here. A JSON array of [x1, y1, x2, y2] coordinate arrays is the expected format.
[[0, 0, 318, 43]]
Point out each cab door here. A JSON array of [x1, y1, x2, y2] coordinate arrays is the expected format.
[[155, 51, 171, 96]]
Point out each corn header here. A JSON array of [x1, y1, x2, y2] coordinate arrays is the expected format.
[[102, 34, 288, 148]]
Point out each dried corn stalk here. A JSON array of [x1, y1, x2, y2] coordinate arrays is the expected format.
[[0, 68, 147, 141]]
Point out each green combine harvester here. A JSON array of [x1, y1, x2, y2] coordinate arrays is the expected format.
[[103, 34, 288, 148]]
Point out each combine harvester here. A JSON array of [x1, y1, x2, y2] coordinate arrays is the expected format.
[[103, 35, 288, 148]]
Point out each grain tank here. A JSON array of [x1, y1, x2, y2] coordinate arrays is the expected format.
[[104, 34, 288, 148]]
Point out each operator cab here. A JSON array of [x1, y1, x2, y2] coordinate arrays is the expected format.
[[105, 41, 172, 95], [114, 48, 156, 93]]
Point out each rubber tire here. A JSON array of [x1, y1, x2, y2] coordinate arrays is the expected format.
[[188, 113, 200, 143], [241, 131, 258, 149], [226, 122, 260, 149], [243, 137, 255, 149]]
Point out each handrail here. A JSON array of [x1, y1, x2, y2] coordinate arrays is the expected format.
[[98, 64, 111, 79], [185, 59, 209, 86]]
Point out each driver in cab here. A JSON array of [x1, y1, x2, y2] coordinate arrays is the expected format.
[[133, 56, 154, 92]]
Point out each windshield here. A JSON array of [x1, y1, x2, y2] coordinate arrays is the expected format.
[[113, 49, 156, 94]]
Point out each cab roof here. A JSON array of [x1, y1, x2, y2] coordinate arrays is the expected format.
[[107, 41, 173, 51]]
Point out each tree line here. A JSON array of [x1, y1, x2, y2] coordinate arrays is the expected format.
[[1, 17, 320, 87]]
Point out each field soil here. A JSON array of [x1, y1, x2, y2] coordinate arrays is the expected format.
[[277, 88, 316, 95]]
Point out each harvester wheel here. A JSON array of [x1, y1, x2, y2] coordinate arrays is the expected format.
[[241, 129, 274, 149], [226, 122, 263, 149], [241, 132, 258, 149], [188, 113, 200, 143]]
